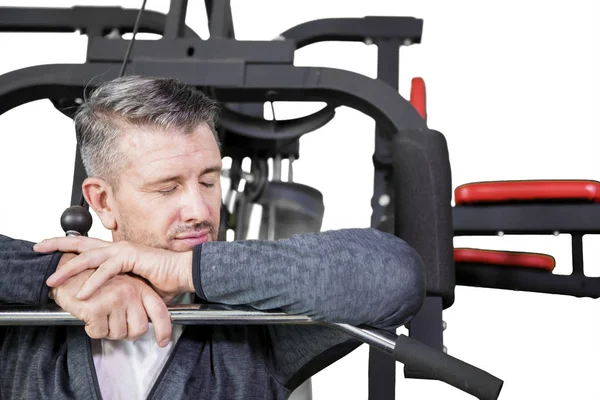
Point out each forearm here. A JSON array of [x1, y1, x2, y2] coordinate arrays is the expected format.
[[0, 234, 61, 304], [192, 228, 426, 330]]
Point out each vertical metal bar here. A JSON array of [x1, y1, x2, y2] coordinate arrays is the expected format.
[[207, 0, 235, 39], [368, 39, 400, 400], [370, 40, 399, 231], [288, 156, 294, 182], [267, 205, 276, 241], [70, 144, 87, 207], [272, 155, 282, 181], [267, 155, 280, 242], [572, 233, 584, 275], [164, 0, 188, 39]]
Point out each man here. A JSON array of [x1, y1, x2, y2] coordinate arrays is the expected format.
[[0, 75, 425, 400]]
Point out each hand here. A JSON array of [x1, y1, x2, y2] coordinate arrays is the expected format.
[[48, 252, 77, 299], [52, 253, 173, 346], [35, 236, 194, 303]]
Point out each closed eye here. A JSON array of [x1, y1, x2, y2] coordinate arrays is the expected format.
[[158, 186, 178, 195]]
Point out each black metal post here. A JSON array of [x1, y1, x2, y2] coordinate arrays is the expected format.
[[164, 0, 189, 39], [206, 0, 235, 39], [368, 38, 400, 400]]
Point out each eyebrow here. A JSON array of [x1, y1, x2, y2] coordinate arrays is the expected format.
[[145, 164, 222, 186]]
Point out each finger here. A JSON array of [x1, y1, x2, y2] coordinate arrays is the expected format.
[[33, 236, 110, 254], [107, 308, 128, 340], [46, 247, 115, 287], [76, 257, 127, 300], [126, 303, 150, 341], [85, 317, 109, 339], [142, 289, 172, 347]]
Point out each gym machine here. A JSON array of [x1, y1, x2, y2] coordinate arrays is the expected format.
[[453, 179, 600, 297], [0, 1, 503, 399], [407, 73, 600, 295], [407, 76, 600, 298]]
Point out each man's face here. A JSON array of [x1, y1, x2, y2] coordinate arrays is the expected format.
[[106, 123, 222, 252]]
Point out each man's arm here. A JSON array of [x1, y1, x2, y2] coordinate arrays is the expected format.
[[0, 234, 61, 304], [194, 228, 426, 390], [42, 228, 425, 326], [38, 227, 426, 381], [195, 228, 425, 329]]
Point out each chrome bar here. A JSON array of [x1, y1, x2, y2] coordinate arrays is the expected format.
[[0, 304, 84, 326], [168, 304, 319, 325], [0, 304, 320, 326], [330, 323, 397, 356], [0, 304, 504, 399], [0, 304, 397, 354]]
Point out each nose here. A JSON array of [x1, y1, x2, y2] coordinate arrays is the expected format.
[[179, 186, 211, 224]]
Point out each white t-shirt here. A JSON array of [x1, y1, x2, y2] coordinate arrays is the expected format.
[[91, 293, 193, 400]]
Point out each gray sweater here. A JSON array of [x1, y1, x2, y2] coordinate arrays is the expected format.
[[0, 228, 425, 399]]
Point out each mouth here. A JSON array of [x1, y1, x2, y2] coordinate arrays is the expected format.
[[174, 231, 210, 246]]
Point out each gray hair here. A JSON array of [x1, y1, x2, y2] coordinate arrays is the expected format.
[[73, 75, 221, 186]]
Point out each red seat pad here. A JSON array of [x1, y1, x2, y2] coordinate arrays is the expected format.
[[454, 180, 600, 205], [454, 248, 555, 272]]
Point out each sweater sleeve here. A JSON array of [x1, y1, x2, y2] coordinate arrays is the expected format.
[[191, 227, 426, 390], [0, 234, 62, 305]]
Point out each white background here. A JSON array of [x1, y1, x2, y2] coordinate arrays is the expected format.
[[0, 1, 599, 399]]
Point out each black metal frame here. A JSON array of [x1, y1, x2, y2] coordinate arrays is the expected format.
[[0, 2, 473, 399], [453, 202, 600, 298], [453, 203, 600, 235], [0, 5, 199, 37]]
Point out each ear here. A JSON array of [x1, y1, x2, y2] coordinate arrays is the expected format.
[[82, 177, 118, 230]]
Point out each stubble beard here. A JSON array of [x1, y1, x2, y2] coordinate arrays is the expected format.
[[117, 212, 219, 251]]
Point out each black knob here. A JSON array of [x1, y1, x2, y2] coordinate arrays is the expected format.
[[61, 205, 93, 236]]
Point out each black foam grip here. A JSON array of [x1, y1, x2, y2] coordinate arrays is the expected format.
[[392, 129, 455, 308], [394, 334, 503, 400]]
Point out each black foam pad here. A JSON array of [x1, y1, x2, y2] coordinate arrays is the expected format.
[[392, 129, 455, 308]]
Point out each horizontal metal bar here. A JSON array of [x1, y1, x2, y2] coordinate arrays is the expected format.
[[0, 6, 199, 37], [0, 303, 396, 357], [280, 16, 423, 49], [0, 61, 427, 136], [453, 203, 600, 235], [0, 303, 318, 326], [456, 263, 600, 298], [0, 303, 502, 399], [86, 37, 296, 64], [334, 322, 397, 355]]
